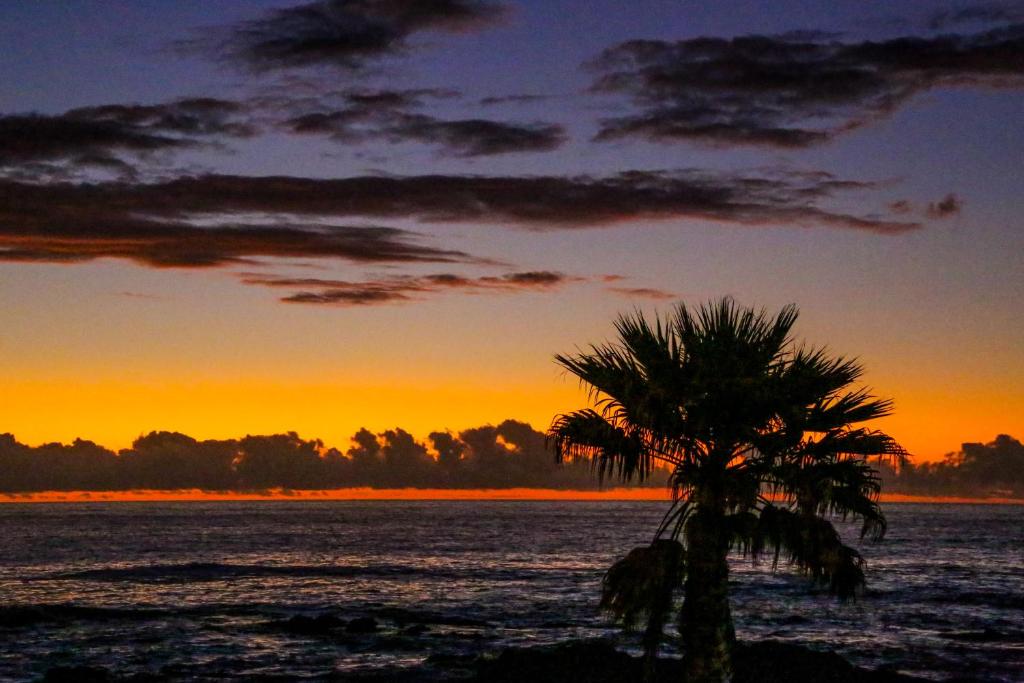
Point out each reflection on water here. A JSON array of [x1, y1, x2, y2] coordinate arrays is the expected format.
[[0, 502, 1021, 681]]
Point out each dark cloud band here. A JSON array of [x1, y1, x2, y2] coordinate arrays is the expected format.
[[201, 0, 507, 72], [608, 286, 677, 300], [0, 99, 255, 175], [282, 88, 565, 157], [0, 167, 917, 270], [589, 24, 1024, 148], [242, 270, 578, 305]]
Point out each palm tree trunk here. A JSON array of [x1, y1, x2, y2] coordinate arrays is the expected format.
[[643, 618, 659, 679], [641, 613, 663, 682], [680, 508, 735, 683]]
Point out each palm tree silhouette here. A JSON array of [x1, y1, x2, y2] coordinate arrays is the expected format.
[[549, 298, 906, 683]]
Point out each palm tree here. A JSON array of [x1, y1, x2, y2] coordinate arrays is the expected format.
[[549, 298, 906, 683]]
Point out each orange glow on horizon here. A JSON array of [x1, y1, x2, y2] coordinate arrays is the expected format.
[[0, 377, 581, 452], [1, 488, 671, 503], [2, 377, 1019, 464], [2, 489, 1021, 505]]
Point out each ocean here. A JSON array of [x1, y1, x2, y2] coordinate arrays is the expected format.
[[0, 502, 1021, 681]]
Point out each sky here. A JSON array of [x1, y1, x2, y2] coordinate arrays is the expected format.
[[0, 0, 1022, 461]]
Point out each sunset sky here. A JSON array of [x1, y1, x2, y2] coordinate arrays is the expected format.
[[1, 0, 1022, 462]]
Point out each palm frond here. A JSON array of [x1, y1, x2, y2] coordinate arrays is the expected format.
[[783, 346, 866, 401], [750, 505, 866, 599], [552, 297, 901, 632], [806, 389, 894, 431], [548, 409, 654, 483], [763, 454, 891, 540], [801, 428, 908, 465], [600, 540, 686, 630], [555, 331, 689, 440]]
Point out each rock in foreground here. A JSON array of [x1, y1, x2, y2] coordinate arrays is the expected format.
[[471, 639, 927, 683], [41, 639, 934, 682]]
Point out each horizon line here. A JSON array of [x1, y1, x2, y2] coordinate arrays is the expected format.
[[2, 488, 1022, 505]]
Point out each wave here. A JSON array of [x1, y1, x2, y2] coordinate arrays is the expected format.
[[34, 561, 568, 584], [918, 589, 1024, 610], [0, 602, 278, 628], [0, 604, 172, 628], [939, 628, 1024, 644]]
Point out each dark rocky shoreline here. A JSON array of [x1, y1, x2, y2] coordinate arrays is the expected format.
[[468, 639, 930, 683], [40, 638, 964, 683], [16, 604, 1000, 682]]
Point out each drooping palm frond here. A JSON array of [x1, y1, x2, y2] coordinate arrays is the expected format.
[[548, 409, 654, 483], [600, 540, 686, 631], [723, 510, 760, 552], [827, 482, 888, 541], [797, 428, 909, 468], [669, 458, 761, 513], [749, 505, 866, 599], [763, 447, 891, 540], [601, 539, 687, 682], [654, 499, 693, 541]]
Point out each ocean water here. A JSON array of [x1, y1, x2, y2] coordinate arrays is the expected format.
[[0, 502, 1021, 681]]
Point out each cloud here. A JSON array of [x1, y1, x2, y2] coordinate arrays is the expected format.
[[4, 88, 562, 171], [268, 86, 458, 119], [0, 115, 178, 170], [65, 98, 256, 138], [589, 24, 1024, 148], [0, 98, 255, 176], [887, 194, 964, 219], [0, 167, 917, 270], [202, 0, 507, 72], [0, 177, 474, 267], [117, 291, 162, 300], [283, 88, 565, 156], [926, 193, 963, 218], [376, 116, 565, 156], [0, 222, 468, 268], [478, 94, 550, 106], [607, 286, 676, 300], [241, 270, 578, 305], [927, 3, 1024, 30], [888, 199, 913, 214]]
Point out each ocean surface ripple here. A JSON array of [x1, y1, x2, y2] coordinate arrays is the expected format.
[[0, 502, 1021, 681]]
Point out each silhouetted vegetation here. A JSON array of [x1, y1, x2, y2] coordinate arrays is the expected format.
[[0, 421, 663, 493], [880, 434, 1024, 498], [550, 298, 905, 682], [1, 424, 1017, 499]]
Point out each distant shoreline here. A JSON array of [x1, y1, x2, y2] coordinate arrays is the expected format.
[[1, 488, 1022, 504]]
